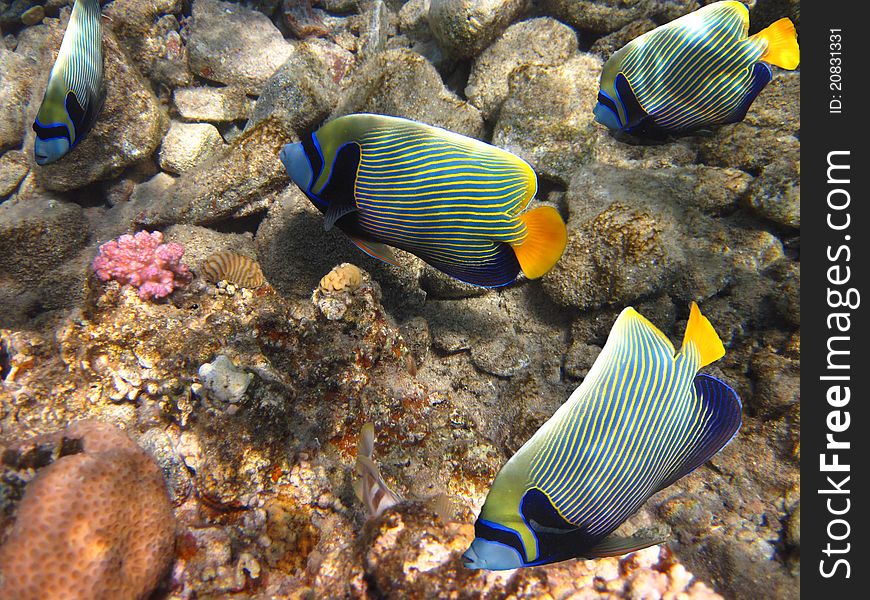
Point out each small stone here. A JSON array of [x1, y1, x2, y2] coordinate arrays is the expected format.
[[158, 121, 225, 174], [173, 86, 254, 123], [198, 355, 254, 403], [428, 0, 526, 58], [20, 5, 44, 26]]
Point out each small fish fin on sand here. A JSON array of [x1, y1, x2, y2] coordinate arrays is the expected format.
[[425, 493, 456, 523], [512, 206, 568, 279], [583, 533, 666, 558], [680, 302, 725, 368], [350, 237, 400, 267], [750, 18, 800, 70], [357, 422, 375, 459], [654, 374, 743, 494]]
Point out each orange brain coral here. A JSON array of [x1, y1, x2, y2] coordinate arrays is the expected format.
[[0, 421, 176, 600]]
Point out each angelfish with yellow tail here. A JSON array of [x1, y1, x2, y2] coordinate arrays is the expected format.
[[280, 114, 567, 287], [593, 1, 799, 137], [463, 303, 742, 570], [32, 0, 103, 165]]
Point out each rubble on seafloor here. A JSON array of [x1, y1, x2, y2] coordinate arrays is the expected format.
[[1, 0, 799, 598]]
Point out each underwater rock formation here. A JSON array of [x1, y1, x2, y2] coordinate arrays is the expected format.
[[0, 421, 176, 600]]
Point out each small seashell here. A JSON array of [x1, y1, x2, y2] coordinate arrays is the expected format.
[[201, 251, 265, 289], [319, 263, 363, 293]]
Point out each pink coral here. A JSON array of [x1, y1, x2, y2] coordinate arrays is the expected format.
[[92, 230, 192, 300]]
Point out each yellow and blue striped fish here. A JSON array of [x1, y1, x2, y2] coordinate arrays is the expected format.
[[32, 0, 103, 165], [279, 114, 567, 287], [593, 1, 799, 138], [463, 303, 742, 570]]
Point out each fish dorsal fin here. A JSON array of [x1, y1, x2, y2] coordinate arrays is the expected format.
[[750, 17, 800, 70], [680, 302, 725, 367], [584, 532, 666, 558], [357, 422, 375, 458], [654, 373, 743, 493], [615, 307, 676, 356]]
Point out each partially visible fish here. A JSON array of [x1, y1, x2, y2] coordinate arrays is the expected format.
[[593, 1, 799, 138], [463, 302, 742, 570], [32, 0, 103, 165], [353, 423, 403, 518], [280, 114, 568, 287], [353, 423, 456, 522]]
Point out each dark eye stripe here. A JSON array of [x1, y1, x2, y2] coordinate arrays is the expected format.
[[475, 519, 526, 560], [32, 120, 71, 143], [301, 132, 323, 185]]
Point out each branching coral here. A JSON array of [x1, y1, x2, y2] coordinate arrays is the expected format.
[[92, 230, 192, 300]]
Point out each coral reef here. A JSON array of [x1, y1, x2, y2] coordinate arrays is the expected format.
[[92, 231, 192, 301], [0, 421, 175, 600], [200, 250, 266, 289]]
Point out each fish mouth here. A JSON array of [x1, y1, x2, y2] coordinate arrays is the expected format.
[[461, 546, 481, 569]]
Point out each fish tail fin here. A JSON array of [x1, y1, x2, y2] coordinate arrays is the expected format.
[[512, 206, 568, 279], [751, 18, 800, 70], [680, 302, 725, 368]]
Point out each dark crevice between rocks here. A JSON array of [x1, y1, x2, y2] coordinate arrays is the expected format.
[[0, 338, 9, 380], [208, 211, 268, 235]]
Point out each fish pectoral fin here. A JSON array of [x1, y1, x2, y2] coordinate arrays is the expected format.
[[750, 17, 800, 70], [654, 374, 742, 493], [512, 206, 567, 279], [352, 478, 365, 503], [680, 302, 725, 367], [349, 237, 400, 266], [324, 202, 358, 231], [584, 533, 666, 558]]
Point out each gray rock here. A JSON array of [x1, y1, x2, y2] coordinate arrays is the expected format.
[[138, 427, 193, 505], [20, 5, 43, 27], [466, 17, 577, 121], [749, 349, 799, 413], [470, 337, 530, 377], [103, 0, 185, 83], [398, 0, 431, 40], [0, 49, 37, 152], [0, 150, 28, 197], [158, 121, 226, 174], [137, 117, 295, 226], [248, 39, 353, 134], [750, 0, 799, 32], [187, 0, 295, 95], [589, 18, 657, 59], [492, 53, 602, 184], [542, 163, 783, 310], [540, 0, 698, 35], [428, 0, 527, 59], [173, 86, 254, 123], [32, 30, 167, 191], [358, 0, 395, 62], [332, 48, 484, 139], [162, 224, 258, 278], [746, 157, 799, 228], [0, 194, 87, 288], [699, 72, 799, 173]]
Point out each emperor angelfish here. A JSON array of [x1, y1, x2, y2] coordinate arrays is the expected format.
[[280, 114, 568, 287], [32, 0, 103, 165], [463, 303, 742, 570], [593, 1, 800, 138]]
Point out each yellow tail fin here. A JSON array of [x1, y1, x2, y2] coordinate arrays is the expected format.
[[512, 206, 568, 279], [681, 302, 725, 368], [750, 18, 800, 70]]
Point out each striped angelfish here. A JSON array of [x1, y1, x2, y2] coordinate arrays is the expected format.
[[279, 114, 567, 287], [593, 1, 800, 138], [463, 303, 742, 570], [32, 0, 103, 165]]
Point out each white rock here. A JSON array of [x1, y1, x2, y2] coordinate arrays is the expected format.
[[173, 86, 254, 123], [158, 121, 225, 174], [198, 354, 254, 403]]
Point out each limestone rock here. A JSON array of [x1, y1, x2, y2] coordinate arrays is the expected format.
[[540, 0, 698, 35], [158, 121, 226, 175], [0, 48, 37, 152], [466, 17, 577, 121], [187, 0, 295, 95], [428, 0, 527, 58], [173, 86, 254, 123]]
